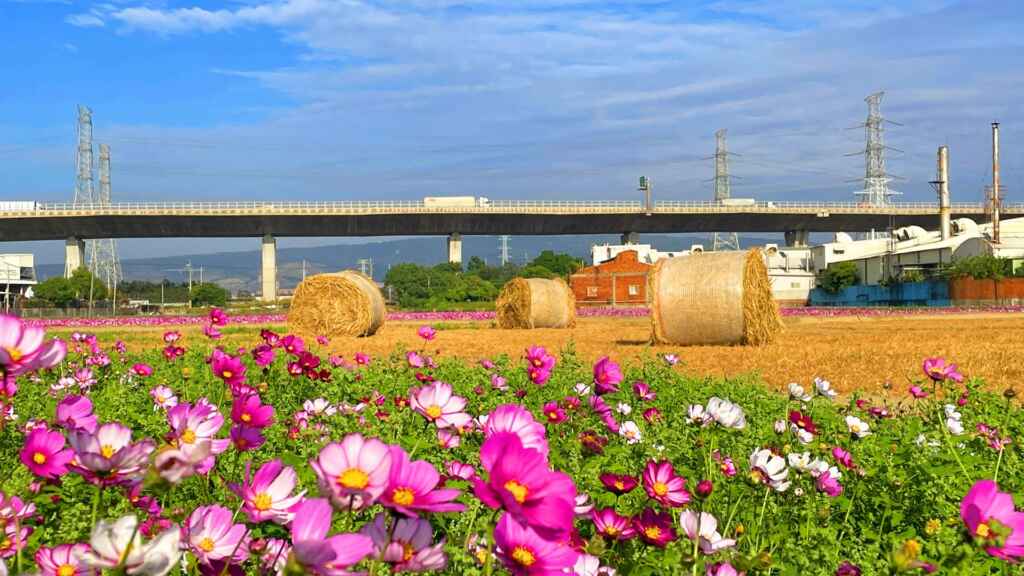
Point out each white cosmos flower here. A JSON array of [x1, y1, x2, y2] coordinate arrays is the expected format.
[[946, 418, 965, 435], [707, 397, 747, 430], [788, 383, 812, 402], [774, 420, 787, 434], [814, 377, 837, 400], [749, 448, 790, 492], [944, 404, 961, 419], [616, 403, 632, 415], [80, 515, 182, 576], [845, 415, 871, 438], [687, 404, 710, 426], [807, 459, 831, 477], [574, 383, 591, 396], [303, 398, 337, 417], [787, 452, 812, 473], [680, 510, 736, 554], [790, 425, 814, 444], [619, 421, 642, 444], [915, 434, 940, 448]]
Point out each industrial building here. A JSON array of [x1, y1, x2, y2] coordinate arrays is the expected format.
[[0, 254, 37, 312], [571, 250, 651, 306]]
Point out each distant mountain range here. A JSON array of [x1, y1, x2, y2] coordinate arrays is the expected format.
[[37, 233, 784, 294]]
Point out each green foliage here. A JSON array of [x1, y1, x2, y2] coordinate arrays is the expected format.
[[190, 282, 229, 307], [520, 264, 554, 278], [529, 250, 582, 276], [31, 277, 77, 307], [943, 255, 1013, 280], [68, 267, 108, 301], [818, 261, 860, 294], [119, 280, 192, 303]]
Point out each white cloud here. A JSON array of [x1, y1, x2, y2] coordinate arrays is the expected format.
[[64, 12, 105, 27]]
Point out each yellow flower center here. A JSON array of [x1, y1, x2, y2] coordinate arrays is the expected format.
[[604, 525, 619, 536], [474, 549, 488, 565], [338, 468, 370, 490], [503, 480, 529, 504], [181, 429, 196, 444], [32, 452, 47, 465], [5, 347, 22, 362], [614, 481, 625, 490], [392, 487, 416, 506], [198, 537, 215, 553], [155, 395, 165, 403], [253, 492, 273, 511], [57, 564, 75, 576], [425, 405, 443, 419], [653, 481, 669, 496], [100, 445, 115, 459], [511, 546, 536, 567], [644, 527, 662, 540], [241, 413, 252, 423], [222, 370, 233, 379], [402, 543, 415, 562], [976, 523, 991, 538]]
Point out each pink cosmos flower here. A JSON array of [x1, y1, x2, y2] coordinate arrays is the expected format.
[[527, 366, 552, 386], [406, 351, 425, 368], [167, 402, 230, 471], [56, 395, 98, 433], [162, 331, 181, 344], [68, 422, 155, 486], [380, 445, 463, 517], [203, 325, 222, 340], [72, 367, 96, 391], [444, 461, 476, 481], [634, 508, 677, 548], [230, 394, 274, 429], [909, 385, 928, 399], [354, 352, 371, 365], [0, 315, 67, 376], [490, 373, 508, 391], [229, 459, 305, 524], [410, 381, 472, 429], [483, 404, 549, 458], [473, 432, 576, 540], [524, 346, 555, 385], [643, 460, 691, 507], [251, 344, 275, 367], [593, 357, 623, 395], [0, 491, 36, 524], [21, 427, 73, 479], [209, 308, 229, 326], [289, 498, 374, 574], [494, 513, 579, 576], [816, 469, 844, 498], [361, 513, 447, 572], [633, 381, 656, 401], [437, 429, 460, 449], [599, 473, 638, 494], [210, 350, 246, 388], [960, 479, 1024, 560], [707, 563, 743, 576], [832, 447, 855, 469], [154, 440, 212, 484], [922, 357, 964, 383], [591, 508, 636, 540], [35, 543, 94, 576], [712, 450, 737, 477], [149, 386, 178, 411], [131, 363, 153, 378], [230, 426, 266, 452], [417, 325, 437, 341], [311, 433, 392, 511], [542, 402, 566, 424], [184, 505, 249, 565]]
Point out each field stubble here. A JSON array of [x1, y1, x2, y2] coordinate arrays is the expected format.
[[56, 312, 1024, 395]]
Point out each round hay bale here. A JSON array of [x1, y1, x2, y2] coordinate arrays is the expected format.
[[287, 270, 386, 338], [649, 249, 781, 346], [496, 277, 576, 329]]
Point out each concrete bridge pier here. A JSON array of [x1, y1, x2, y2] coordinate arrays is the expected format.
[[785, 229, 809, 247], [261, 234, 277, 302], [447, 233, 463, 266], [64, 237, 85, 278], [621, 231, 639, 245]]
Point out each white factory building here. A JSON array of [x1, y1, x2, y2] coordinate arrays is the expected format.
[[0, 254, 37, 312]]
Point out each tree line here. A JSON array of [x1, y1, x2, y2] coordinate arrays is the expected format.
[[29, 269, 229, 308]]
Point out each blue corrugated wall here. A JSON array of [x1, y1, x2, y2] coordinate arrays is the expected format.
[[809, 280, 950, 307]]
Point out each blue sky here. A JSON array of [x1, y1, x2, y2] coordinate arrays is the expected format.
[[1, 0, 1022, 262]]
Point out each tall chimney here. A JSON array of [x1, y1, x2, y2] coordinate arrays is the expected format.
[[938, 146, 950, 240], [992, 122, 1001, 244]]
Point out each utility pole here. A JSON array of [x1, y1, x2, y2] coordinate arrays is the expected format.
[[711, 129, 739, 251], [302, 259, 307, 281], [358, 258, 373, 278], [992, 122, 1001, 244], [639, 176, 652, 215], [499, 236, 510, 266], [853, 92, 901, 206]]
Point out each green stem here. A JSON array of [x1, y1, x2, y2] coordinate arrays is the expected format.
[[691, 504, 702, 576], [937, 406, 970, 482], [993, 447, 1005, 485], [90, 484, 103, 528], [753, 486, 770, 552]]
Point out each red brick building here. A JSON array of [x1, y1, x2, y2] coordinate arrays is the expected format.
[[570, 250, 651, 305]]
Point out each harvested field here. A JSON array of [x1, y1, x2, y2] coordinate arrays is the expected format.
[[52, 312, 1024, 396]]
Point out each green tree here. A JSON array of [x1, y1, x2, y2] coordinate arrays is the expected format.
[[190, 283, 229, 307], [33, 277, 76, 308], [68, 267, 108, 301], [818, 262, 860, 294], [529, 250, 581, 276], [944, 255, 1012, 280], [520, 265, 554, 279]]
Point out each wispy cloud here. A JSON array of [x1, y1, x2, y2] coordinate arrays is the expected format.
[[64, 12, 105, 27]]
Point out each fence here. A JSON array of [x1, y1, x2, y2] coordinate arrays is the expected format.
[[950, 277, 1024, 305], [809, 280, 950, 307]]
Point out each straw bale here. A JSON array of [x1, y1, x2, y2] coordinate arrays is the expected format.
[[496, 277, 576, 329], [287, 271, 386, 338]]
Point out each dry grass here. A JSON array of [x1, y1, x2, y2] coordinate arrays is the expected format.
[[53, 313, 1024, 396]]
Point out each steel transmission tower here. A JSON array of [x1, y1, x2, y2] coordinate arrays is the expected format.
[[74, 106, 95, 207], [90, 143, 122, 290], [712, 129, 740, 251], [499, 235, 511, 266], [854, 92, 901, 206]]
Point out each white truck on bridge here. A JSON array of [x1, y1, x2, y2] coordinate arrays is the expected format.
[[423, 196, 490, 208], [0, 201, 38, 211]]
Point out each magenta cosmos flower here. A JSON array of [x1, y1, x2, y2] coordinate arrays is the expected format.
[[643, 460, 691, 507], [542, 402, 566, 424], [593, 356, 623, 395], [184, 505, 249, 565], [591, 508, 636, 540], [600, 473, 638, 495], [473, 432, 576, 540], [210, 350, 246, 388], [35, 543, 94, 576], [524, 346, 555, 385], [289, 498, 374, 575], [362, 513, 447, 572], [56, 395, 98, 433], [230, 394, 274, 429], [960, 479, 1024, 560], [634, 508, 678, 547], [131, 363, 153, 378], [494, 513, 579, 576], [922, 357, 964, 383], [0, 315, 66, 376], [633, 380, 656, 401], [409, 381, 472, 429], [311, 433, 392, 511], [68, 422, 155, 486], [417, 325, 437, 341], [21, 427, 73, 479], [380, 445, 463, 517], [229, 459, 305, 524], [483, 404, 549, 458], [209, 308, 229, 326]]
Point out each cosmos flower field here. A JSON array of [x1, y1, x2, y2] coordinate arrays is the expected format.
[[0, 310, 1022, 575]]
